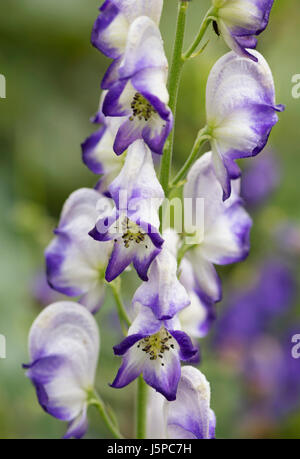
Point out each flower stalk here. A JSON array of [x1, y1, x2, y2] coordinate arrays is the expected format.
[[171, 127, 211, 188], [88, 391, 124, 439], [183, 7, 216, 60], [136, 376, 148, 439], [159, 0, 189, 196], [109, 279, 131, 330]]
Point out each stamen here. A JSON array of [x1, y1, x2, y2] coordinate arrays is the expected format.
[[121, 217, 147, 249], [130, 92, 157, 122], [137, 328, 176, 365]]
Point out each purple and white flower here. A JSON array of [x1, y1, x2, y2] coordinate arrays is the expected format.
[[178, 258, 216, 339], [111, 305, 198, 401], [206, 50, 284, 200], [212, 0, 274, 61], [89, 140, 164, 282], [147, 366, 216, 439], [81, 93, 124, 189], [132, 231, 190, 321], [45, 188, 113, 313], [102, 16, 173, 155], [23, 302, 99, 439], [91, 0, 163, 59], [184, 152, 252, 302]]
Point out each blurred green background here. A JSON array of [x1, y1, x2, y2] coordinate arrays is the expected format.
[[0, 0, 300, 439]]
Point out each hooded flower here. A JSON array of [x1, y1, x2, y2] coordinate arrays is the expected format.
[[89, 140, 164, 282], [147, 366, 216, 439], [132, 231, 190, 321], [212, 0, 274, 61], [178, 258, 216, 339], [206, 49, 284, 200], [23, 302, 99, 439], [81, 93, 124, 189], [184, 152, 252, 302], [102, 16, 173, 155], [111, 305, 198, 401], [45, 188, 113, 313], [91, 0, 163, 59]]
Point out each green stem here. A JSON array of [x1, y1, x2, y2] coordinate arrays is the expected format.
[[109, 281, 131, 330], [171, 127, 210, 187], [183, 7, 216, 60], [177, 241, 197, 270], [136, 376, 148, 439], [89, 391, 124, 439], [159, 0, 189, 196]]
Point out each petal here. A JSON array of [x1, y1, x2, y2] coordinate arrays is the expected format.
[[25, 302, 99, 426], [101, 57, 122, 90], [81, 119, 124, 177], [188, 252, 222, 303], [179, 291, 215, 339], [133, 247, 190, 320], [132, 67, 170, 111], [79, 283, 106, 314], [105, 241, 136, 282], [206, 50, 283, 198], [143, 350, 181, 401], [27, 302, 99, 386], [119, 16, 168, 81], [81, 127, 106, 175], [142, 112, 173, 156], [109, 140, 164, 207], [164, 366, 215, 439], [64, 405, 88, 439], [218, 20, 258, 62], [200, 202, 252, 265], [113, 118, 144, 155], [91, 0, 129, 59], [179, 258, 216, 338], [133, 244, 162, 282], [103, 79, 133, 117], [184, 152, 224, 231], [111, 343, 146, 388], [146, 389, 166, 439], [127, 305, 162, 337], [215, 0, 274, 59], [91, 0, 163, 59], [45, 189, 112, 298], [169, 331, 198, 362]]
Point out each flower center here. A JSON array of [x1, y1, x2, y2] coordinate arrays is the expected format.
[[130, 92, 157, 122], [121, 217, 147, 249], [137, 327, 175, 366]]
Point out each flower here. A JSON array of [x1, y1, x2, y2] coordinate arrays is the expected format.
[[132, 231, 190, 321], [111, 305, 198, 401], [184, 151, 252, 302], [206, 49, 284, 200], [102, 16, 173, 155], [23, 302, 99, 439], [91, 0, 163, 59], [147, 366, 216, 439], [45, 188, 113, 313], [178, 258, 216, 339], [212, 0, 274, 61], [81, 93, 124, 189], [89, 139, 164, 282]]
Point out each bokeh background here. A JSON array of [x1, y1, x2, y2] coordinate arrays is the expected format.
[[1, 0, 300, 439]]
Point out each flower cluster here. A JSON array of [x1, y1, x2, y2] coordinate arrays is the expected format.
[[24, 0, 283, 439]]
